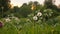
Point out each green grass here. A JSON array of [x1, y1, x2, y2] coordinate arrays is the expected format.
[[0, 18, 60, 34]]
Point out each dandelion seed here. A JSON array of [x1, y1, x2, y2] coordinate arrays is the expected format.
[[37, 12, 42, 17], [33, 16, 38, 20]]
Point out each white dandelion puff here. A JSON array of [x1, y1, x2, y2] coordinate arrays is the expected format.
[[33, 16, 38, 20], [37, 12, 42, 17]]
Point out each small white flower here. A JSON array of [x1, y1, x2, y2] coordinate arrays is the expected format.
[[33, 16, 38, 20], [12, 16, 20, 21], [37, 12, 42, 17], [15, 17, 19, 21], [5, 18, 11, 22]]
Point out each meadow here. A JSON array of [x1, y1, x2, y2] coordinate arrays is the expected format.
[[0, 16, 60, 34]]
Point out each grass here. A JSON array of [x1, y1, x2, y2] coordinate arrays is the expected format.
[[0, 18, 60, 34]]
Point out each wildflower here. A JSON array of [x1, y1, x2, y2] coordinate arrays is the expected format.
[[33, 16, 38, 21], [37, 12, 42, 17], [5, 18, 11, 22], [15, 17, 20, 21], [12, 16, 20, 22], [0, 22, 3, 28]]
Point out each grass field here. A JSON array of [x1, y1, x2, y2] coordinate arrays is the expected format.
[[0, 17, 60, 34]]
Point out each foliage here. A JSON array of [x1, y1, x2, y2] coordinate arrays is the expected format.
[[0, 0, 60, 34], [0, 0, 11, 11], [0, 0, 11, 18], [0, 22, 18, 34]]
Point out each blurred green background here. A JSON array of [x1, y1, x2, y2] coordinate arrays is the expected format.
[[0, 0, 60, 34]]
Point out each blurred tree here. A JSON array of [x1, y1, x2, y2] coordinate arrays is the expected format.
[[44, 0, 60, 19], [19, 3, 32, 17], [44, 0, 53, 9], [19, 1, 42, 18], [28, 1, 33, 6], [0, 0, 11, 18], [13, 6, 20, 13], [13, 6, 20, 18], [33, 1, 39, 10], [44, 0, 56, 10], [44, 0, 60, 12], [0, 0, 11, 11]]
